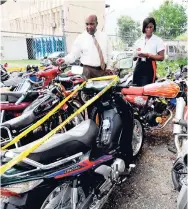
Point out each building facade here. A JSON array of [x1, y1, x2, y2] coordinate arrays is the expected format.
[[0, 0, 105, 52]]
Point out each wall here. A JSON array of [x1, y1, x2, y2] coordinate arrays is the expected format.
[[0, 0, 105, 53], [1, 37, 28, 60], [64, 0, 105, 52]]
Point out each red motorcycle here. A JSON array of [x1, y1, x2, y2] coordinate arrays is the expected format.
[[0, 66, 84, 122], [121, 81, 180, 129]]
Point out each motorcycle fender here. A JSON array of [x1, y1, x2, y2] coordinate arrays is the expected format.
[[7, 193, 28, 207], [101, 109, 122, 150]]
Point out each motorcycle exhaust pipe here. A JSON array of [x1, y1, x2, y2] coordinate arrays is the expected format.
[[173, 97, 185, 134]]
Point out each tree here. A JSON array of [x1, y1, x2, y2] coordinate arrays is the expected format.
[[150, 1, 187, 39], [117, 16, 141, 47]]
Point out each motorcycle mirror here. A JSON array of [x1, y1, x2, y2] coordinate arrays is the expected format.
[[115, 57, 133, 70]]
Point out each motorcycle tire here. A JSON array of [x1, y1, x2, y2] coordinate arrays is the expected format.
[[132, 116, 144, 159], [171, 157, 186, 191]]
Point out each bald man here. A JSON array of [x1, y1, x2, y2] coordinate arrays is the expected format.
[[56, 15, 112, 79]]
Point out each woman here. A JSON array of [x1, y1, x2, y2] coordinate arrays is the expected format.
[[132, 17, 165, 86]]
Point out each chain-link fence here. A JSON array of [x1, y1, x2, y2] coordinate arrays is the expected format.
[[0, 31, 68, 69], [1, 32, 66, 59]]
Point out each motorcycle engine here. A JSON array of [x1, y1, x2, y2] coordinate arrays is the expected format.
[[145, 98, 168, 127]]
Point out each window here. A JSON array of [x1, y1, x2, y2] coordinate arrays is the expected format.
[[168, 46, 174, 53]]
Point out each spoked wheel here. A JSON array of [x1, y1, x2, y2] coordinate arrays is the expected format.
[[132, 118, 144, 158], [40, 183, 86, 209], [171, 158, 187, 191], [71, 100, 85, 126]]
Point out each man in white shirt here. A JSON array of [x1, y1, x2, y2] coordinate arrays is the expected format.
[[56, 14, 112, 79]]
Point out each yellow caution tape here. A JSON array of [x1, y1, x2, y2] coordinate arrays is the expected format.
[[7, 67, 44, 72], [0, 75, 119, 175], [1, 81, 86, 150], [89, 75, 118, 81]]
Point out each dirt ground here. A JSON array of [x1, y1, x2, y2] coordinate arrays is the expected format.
[[103, 122, 178, 209]]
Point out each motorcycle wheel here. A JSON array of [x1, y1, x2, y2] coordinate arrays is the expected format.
[[40, 183, 86, 209], [132, 117, 144, 158], [71, 100, 85, 126], [171, 158, 187, 191]]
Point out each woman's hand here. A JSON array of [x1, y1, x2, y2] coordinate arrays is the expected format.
[[138, 53, 149, 58]]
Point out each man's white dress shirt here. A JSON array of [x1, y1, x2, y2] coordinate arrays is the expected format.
[[64, 30, 112, 69]]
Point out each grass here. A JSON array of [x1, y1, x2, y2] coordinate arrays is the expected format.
[[0, 60, 40, 69], [1, 58, 187, 75]]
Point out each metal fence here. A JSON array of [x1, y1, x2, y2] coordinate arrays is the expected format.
[[1, 32, 66, 60]]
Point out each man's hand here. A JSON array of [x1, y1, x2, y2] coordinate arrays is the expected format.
[[105, 69, 115, 75], [56, 58, 65, 65]]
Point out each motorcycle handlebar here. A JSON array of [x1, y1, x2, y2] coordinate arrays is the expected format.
[[15, 93, 27, 105]]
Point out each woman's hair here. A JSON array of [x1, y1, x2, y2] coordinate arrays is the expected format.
[[142, 17, 156, 33]]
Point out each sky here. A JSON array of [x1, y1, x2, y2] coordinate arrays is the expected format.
[[105, 0, 187, 34]]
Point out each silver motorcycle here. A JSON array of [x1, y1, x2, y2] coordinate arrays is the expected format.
[[171, 97, 188, 209]]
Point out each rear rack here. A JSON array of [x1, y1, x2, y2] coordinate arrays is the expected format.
[[0, 126, 15, 147], [2, 151, 84, 178]]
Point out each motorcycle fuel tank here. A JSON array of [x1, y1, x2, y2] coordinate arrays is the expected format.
[[143, 81, 180, 98]]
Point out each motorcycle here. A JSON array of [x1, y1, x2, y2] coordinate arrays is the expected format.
[[170, 97, 188, 209], [158, 65, 188, 106], [121, 80, 180, 129], [0, 78, 85, 148], [0, 65, 39, 88], [90, 58, 180, 130], [0, 74, 43, 123], [0, 66, 85, 123], [171, 97, 188, 192], [176, 145, 188, 209], [0, 76, 143, 209]]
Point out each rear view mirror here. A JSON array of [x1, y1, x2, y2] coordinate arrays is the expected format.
[[115, 57, 133, 70]]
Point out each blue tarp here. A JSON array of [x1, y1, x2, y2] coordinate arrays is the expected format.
[[32, 37, 65, 58]]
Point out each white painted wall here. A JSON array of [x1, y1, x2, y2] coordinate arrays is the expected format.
[[1, 37, 28, 60]]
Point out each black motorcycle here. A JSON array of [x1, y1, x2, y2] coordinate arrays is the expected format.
[[0, 78, 143, 209], [0, 83, 84, 148]]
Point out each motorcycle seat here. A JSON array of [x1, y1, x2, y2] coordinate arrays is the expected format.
[[2, 111, 36, 131], [1, 92, 23, 102], [0, 92, 38, 103], [121, 86, 144, 95], [85, 80, 113, 92], [13, 120, 99, 164]]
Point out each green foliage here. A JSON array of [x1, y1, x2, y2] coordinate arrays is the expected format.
[[157, 58, 188, 77], [150, 1, 187, 39], [175, 33, 188, 41], [117, 16, 141, 47]]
